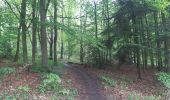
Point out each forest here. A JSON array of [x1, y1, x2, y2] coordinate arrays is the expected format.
[[0, 0, 170, 100]]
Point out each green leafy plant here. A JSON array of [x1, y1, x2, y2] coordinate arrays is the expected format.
[[156, 72, 170, 89], [59, 89, 70, 95], [0, 90, 29, 100], [128, 93, 140, 100], [38, 73, 62, 93], [17, 85, 30, 92], [143, 95, 160, 100], [0, 67, 15, 77], [100, 76, 116, 87]]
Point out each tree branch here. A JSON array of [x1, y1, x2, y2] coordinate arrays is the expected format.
[[2, 0, 19, 19]]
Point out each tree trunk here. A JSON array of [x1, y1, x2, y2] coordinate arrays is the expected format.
[[53, 1, 58, 65], [14, 26, 21, 62], [49, 27, 53, 60], [94, 1, 99, 66], [168, 39, 170, 72], [32, 0, 37, 65], [21, 0, 28, 64], [154, 12, 162, 71], [39, 0, 48, 70]]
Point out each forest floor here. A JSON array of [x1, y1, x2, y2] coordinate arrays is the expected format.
[[67, 63, 169, 100], [0, 60, 169, 100]]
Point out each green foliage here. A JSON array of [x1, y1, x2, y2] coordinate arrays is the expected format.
[[31, 66, 47, 73], [128, 92, 160, 100], [0, 67, 15, 77], [100, 76, 116, 87], [38, 73, 62, 93], [156, 72, 170, 89], [31, 60, 64, 75], [119, 75, 133, 89], [143, 95, 160, 100], [128, 93, 140, 100], [0, 90, 29, 100], [120, 75, 133, 84], [38, 73, 78, 99], [17, 85, 30, 92], [50, 88, 78, 100]]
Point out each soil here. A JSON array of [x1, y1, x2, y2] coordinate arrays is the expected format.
[[64, 64, 106, 100]]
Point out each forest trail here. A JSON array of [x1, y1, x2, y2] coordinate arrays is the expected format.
[[64, 64, 106, 100]]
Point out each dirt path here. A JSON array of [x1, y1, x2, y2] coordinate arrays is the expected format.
[[65, 64, 106, 100]]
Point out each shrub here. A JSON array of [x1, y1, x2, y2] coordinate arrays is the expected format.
[[100, 76, 116, 87], [156, 72, 170, 89]]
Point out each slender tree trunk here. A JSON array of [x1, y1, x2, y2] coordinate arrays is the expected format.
[[80, 41, 84, 63], [161, 12, 169, 70], [60, 10, 64, 59], [94, 1, 99, 66], [21, 0, 28, 64], [32, 0, 37, 64], [168, 39, 170, 72], [49, 27, 53, 60], [39, 0, 48, 70], [14, 26, 21, 62], [53, 0, 58, 64], [132, 9, 141, 79], [144, 14, 154, 68], [154, 12, 162, 71]]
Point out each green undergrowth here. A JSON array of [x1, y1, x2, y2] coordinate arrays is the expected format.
[[128, 92, 161, 100], [156, 72, 170, 89], [100, 75, 116, 87], [0, 67, 15, 78], [119, 75, 133, 89], [38, 73, 78, 100], [0, 85, 31, 100], [31, 60, 64, 76]]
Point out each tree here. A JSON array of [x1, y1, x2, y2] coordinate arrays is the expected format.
[[39, 0, 50, 70], [53, 0, 58, 64], [20, 0, 28, 63], [32, 0, 37, 64]]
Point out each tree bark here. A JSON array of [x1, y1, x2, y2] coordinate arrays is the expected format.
[[49, 27, 53, 60], [154, 12, 162, 71], [14, 27, 21, 62], [21, 0, 28, 64], [39, 0, 48, 70], [32, 0, 37, 65]]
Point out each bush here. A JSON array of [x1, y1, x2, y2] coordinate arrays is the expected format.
[[100, 76, 116, 87], [156, 72, 170, 89], [0, 67, 15, 77]]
